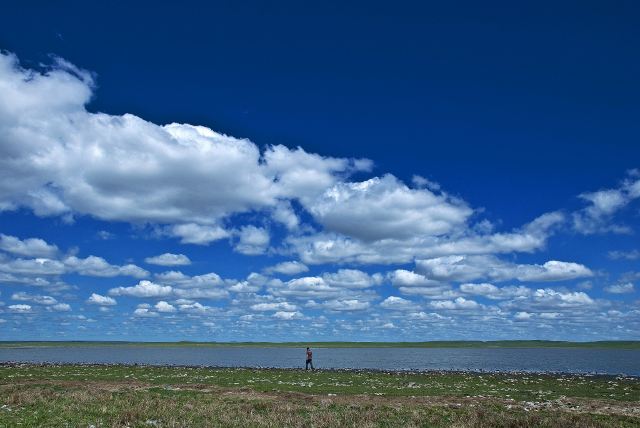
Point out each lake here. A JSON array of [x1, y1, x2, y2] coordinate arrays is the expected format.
[[1, 346, 638, 375]]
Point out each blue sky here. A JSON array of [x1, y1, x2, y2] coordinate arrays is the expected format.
[[0, 1, 638, 341]]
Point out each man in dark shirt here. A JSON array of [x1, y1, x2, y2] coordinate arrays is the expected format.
[[305, 347, 314, 370]]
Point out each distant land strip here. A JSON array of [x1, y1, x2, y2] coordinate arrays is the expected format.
[[1, 340, 639, 349]]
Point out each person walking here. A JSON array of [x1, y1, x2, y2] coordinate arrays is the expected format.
[[305, 347, 314, 370]]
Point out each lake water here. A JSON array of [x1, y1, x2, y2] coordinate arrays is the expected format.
[[1, 346, 638, 375]]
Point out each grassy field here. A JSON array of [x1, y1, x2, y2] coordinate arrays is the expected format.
[[1, 364, 638, 427], [1, 340, 640, 349]]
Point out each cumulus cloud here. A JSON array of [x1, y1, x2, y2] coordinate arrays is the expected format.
[[514, 311, 532, 321], [388, 269, 443, 287], [133, 307, 159, 317], [416, 255, 592, 283], [86, 293, 117, 306], [306, 174, 472, 242], [0, 234, 58, 257], [228, 273, 268, 293], [604, 283, 635, 294], [0, 257, 66, 275], [173, 288, 228, 299], [0, 248, 148, 285], [459, 283, 531, 300], [430, 297, 480, 310], [271, 200, 300, 230], [269, 276, 333, 299], [109, 280, 172, 298], [0, 51, 369, 241], [322, 269, 382, 289], [11, 292, 58, 305], [63, 256, 149, 278], [155, 301, 177, 312], [8, 304, 31, 313], [50, 303, 71, 312], [234, 226, 270, 255], [499, 288, 596, 314], [250, 302, 298, 312], [264, 261, 309, 276], [169, 223, 230, 245], [288, 212, 565, 266], [273, 310, 303, 320], [379, 296, 417, 310], [144, 253, 191, 266], [154, 271, 224, 288], [572, 174, 640, 234], [316, 299, 370, 311], [268, 276, 377, 305]]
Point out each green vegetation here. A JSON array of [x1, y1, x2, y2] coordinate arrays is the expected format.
[[1, 364, 638, 427], [2, 340, 640, 349]]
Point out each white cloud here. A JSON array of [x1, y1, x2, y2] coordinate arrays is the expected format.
[[269, 276, 335, 299], [234, 226, 270, 255], [96, 230, 114, 240], [50, 303, 71, 312], [272, 200, 300, 230], [155, 301, 177, 313], [228, 273, 266, 293], [144, 253, 191, 266], [264, 261, 309, 276], [604, 283, 635, 294], [0, 234, 58, 257], [288, 212, 564, 266], [318, 299, 370, 311], [430, 297, 480, 310], [500, 288, 596, 314], [0, 258, 66, 275], [149, 270, 229, 299], [0, 251, 148, 282], [517, 261, 594, 282], [572, 175, 640, 234], [514, 311, 532, 321], [0, 51, 369, 242], [322, 269, 382, 289], [251, 302, 298, 312], [0, 272, 68, 290], [133, 307, 158, 317], [380, 296, 416, 310], [173, 287, 228, 300], [459, 283, 531, 300], [8, 304, 31, 313], [459, 283, 500, 296], [608, 250, 640, 261], [169, 223, 230, 245], [155, 271, 224, 288], [416, 255, 592, 283], [109, 280, 173, 298], [388, 269, 443, 287], [87, 293, 117, 306], [306, 175, 472, 242], [11, 292, 58, 305], [63, 256, 149, 278], [273, 310, 303, 320]]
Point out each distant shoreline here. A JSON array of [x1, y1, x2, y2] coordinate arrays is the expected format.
[[1, 340, 639, 349]]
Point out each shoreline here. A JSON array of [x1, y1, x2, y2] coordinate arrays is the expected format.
[[2, 361, 638, 379]]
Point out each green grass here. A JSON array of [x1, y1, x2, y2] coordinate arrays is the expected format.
[[2, 364, 638, 401], [1, 364, 638, 427], [2, 340, 640, 348]]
